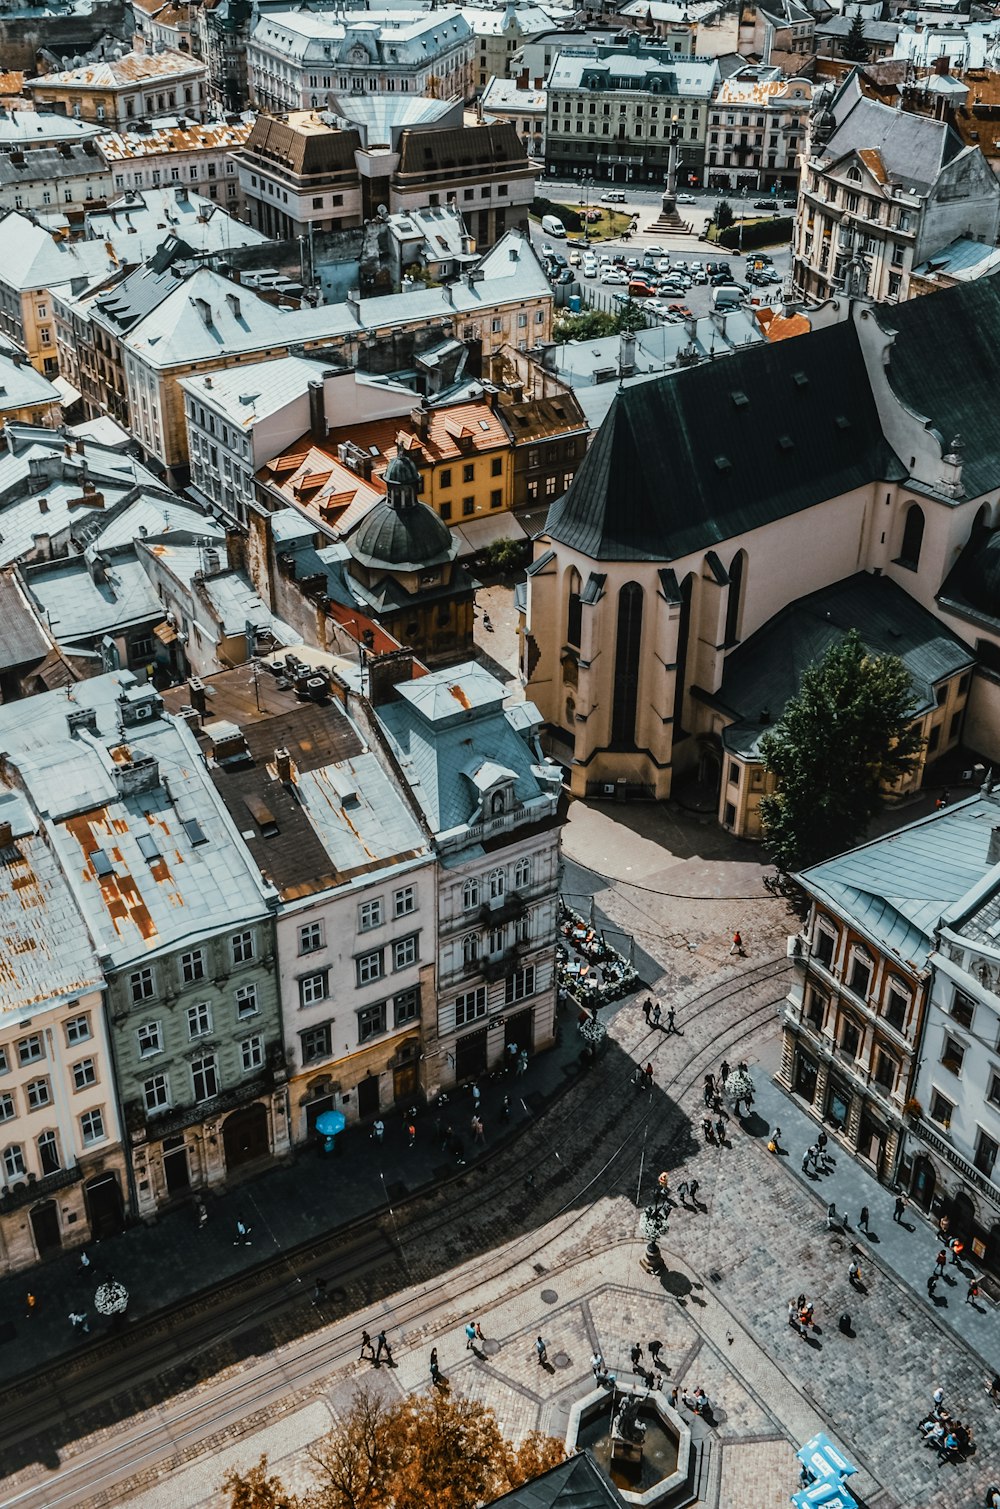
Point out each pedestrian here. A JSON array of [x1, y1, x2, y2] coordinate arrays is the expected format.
[[372, 1118, 384, 1143], [466, 1321, 477, 1349], [234, 1216, 252, 1246], [359, 1329, 375, 1361], [848, 1259, 862, 1289], [649, 1339, 663, 1364], [893, 1194, 907, 1225], [927, 1274, 938, 1298], [591, 1350, 605, 1378], [702, 1117, 715, 1143], [313, 1278, 328, 1303], [69, 1310, 89, 1333], [801, 1150, 812, 1174], [78, 1250, 92, 1275], [652, 1002, 662, 1027], [859, 1205, 870, 1234], [670, 1385, 679, 1410], [644, 1061, 653, 1089], [933, 1386, 944, 1411], [195, 1196, 208, 1228], [536, 1335, 547, 1365], [502, 1094, 511, 1119], [631, 1342, 644, 1368], [643, 998, 652, 1024], [788, 1299, 801, 1334], [677, 1180, 689, 1205], [657, 1172, 670, 1202], [518, 1050, 528, 1075], [770, 1125, 781, 1152], [475, 1321, 485, 1343], [950, 1236, 965, 1265], [430, 1347, 441, 1385], [471, 1115, 484, 1144], [967, 1280, 980, 1305], [934, 1248, 947, 1277], [471, 1082, 481, 1111], [715, 1115, 726, 1144], [826, 1202, 837, 1231], [376, 1330, 392, 1364], [703, 1074, 715, 1106], [666, 1006, 676, 1034], [506, 1041, 518, 1074], [405, 1121, 416, 1148], [730, 930, 743, 955], [688, 1178, 700, 1204]]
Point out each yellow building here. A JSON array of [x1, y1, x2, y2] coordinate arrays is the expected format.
[[28, 48, 207, 125]]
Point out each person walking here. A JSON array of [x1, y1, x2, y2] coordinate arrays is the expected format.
[[927, 1274, 939, 1299], [651, 1002, 661, 1028], [801, 1149, 813, 1174], [471, 1115, 485, 1144], [466, 1321, 477, 1350], [471, 1082, 481, 1112], [407, 1122, 417, 1149], [715, 1115, 727, 1145], [677, 1180, 690, 1205], [893, 1194, 907, 1225], [475, 1322, 485, 1343], [730, 931, 745, 956], [702, 1116, 715, 1144], [770, 1125, 782, 1152], [78, 1250, 92, 1276], [703, 1074, 716, 1106], [848, 1259, 862, 1290], [642, 999, 652, 1025], [376, 1331, 392, 1365], [372, 1119, 384, 1144], [967, 1279, 980, 1305], [194, 1196, 208, 1228], [313, 1278, 328, 1304], [644, 1062, 654, 1090], [359, 1330, 375, 1362], [69, 1310, 89, 1334], [234, 1216, 252, 1246], [666, 1006, 676, 1034], [591, 1350, 605, 1379], [934, 1248, 947, 1277], [859, 1205, 870, 1234], [631, 1342, 644, 1368], [950, 1236, 965, 1265], [826, 1202, 838, 1232], [535, 1335, 547, 1365], [430, 1347, 441, 1386], [688, 1178, 700, 1205]]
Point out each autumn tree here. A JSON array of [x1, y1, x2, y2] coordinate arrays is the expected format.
[[759, 628, 922, 873], [222, 1387, 564, 1509]]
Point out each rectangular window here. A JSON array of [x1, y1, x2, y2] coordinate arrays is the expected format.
[[231, 930, 254, 965], [0, 1047, 7, 1075], [840, 1017, 861, 1059], [357, 949, 384, 987], [394, 987, 420, 1027], [301, 1024, 331, 1063], [358, 1001, 386, 1042], [144, 1073, 169, 1111], [393, 934, 418, 971], [191, 1055, 219, 1102], [72, 1060, 97, 1092], [873, 1052, 896, 1092], [813, 926, 834, 968], [65, 1015, 92, 1046], [80, 1108, 106, 1146], [359, 898, 384, 932], [136, 1021, 162, 1057], [440, 468, 451, 488], [0, 1092, 14, 1122], [3, 1144, 25, 1179], [26, 1077, 51, 1110], [241, 1035, 265, 1072], [952, 989, 975, 1030], [454, 986, 487, 1027], [236, 984, 259, 1019], [975, 1128, 999, 1177], [942, 1036, 965, 1075], [462, 463, 475, 484], [38, 1130, 60, 1175], [884, 985, 908, 1031], [299, 921, 324, 955], [299, 971, 329, 1008], [180, 949, 206, 984], [18, 1035, 43, 1067], [187, 1002, 212, 1039], [505, 966, 536, 1004], [490, 489, 502, 508], [462, 496, 475, 517], [393, 885, 416, 918], [847, 954, 871, 1000]]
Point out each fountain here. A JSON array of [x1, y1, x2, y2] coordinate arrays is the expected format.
[[566, 1385, 692, 1506]]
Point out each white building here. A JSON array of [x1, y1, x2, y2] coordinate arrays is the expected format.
[[247, 9, 475, 112], [98, 116, 255, 214], [706, 66, 811, 192], [480, 73, 548, 158]]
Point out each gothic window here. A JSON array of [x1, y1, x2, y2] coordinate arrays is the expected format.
[[611, 582, 643, 748], [899, 504, 924, 571]]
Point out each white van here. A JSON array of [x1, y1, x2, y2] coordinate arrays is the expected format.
[[541, 214, 566, 238], [712, 284, 744, 309]]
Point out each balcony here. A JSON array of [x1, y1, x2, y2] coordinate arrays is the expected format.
[[0, 1162, 83, 1213], [915, 1118, 1000, 1204]]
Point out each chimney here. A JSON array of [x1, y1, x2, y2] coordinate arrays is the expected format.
[[274, 746, 293, 781], [187, 676, 207, 713], [519, 68, 529, 87], [934, 54, 950, 74], [0, 821, 12, 849], [366, 648, 415, 707], [308, 378, 327, 442], [410, 401, 430, 440], [111, 753, 160, 798], [989, 825, 1000, 866]]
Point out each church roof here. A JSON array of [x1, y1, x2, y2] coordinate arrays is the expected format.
[[545, 320, 902, 563], [349, 495, 455, 572]]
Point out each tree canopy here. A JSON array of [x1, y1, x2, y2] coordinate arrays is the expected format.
[[758, 628, 922, 873], [222, 1386, 565, 1509], [714, 199, 734, 232], [842, 13, 870, 61]]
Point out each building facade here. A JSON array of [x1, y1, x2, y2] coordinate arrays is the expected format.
[[27, 49, 208, 126], [706, 67, 810, 192], [99, 116, 254, 213]]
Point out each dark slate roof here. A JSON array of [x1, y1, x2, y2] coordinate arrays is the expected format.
[[0, 571, 49, 671], [350, 497, 456, 572], [244, 115, 362, 176], [545, 320, 902, 563], [939, 525, 1000, 629], [395, 121, 534, 179], [878, 277, 1000, 502], [487, 1452, 626, 1509], [712, 572, 976, 758]]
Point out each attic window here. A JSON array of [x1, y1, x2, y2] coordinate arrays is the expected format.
[[730, 390, 749, 408], [182, 817, 208, 846], [478, 419, 491, 431], [89, 849, 113, 877], [778, 434, 794, 451], [714, 455, 732, 472], [792, 371, 808, 388], [137, 833, 160, 862], [835, 415, 851, 430], [368, 446, 380, 456]]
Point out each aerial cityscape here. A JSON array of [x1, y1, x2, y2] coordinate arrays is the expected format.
[[0, 0, 999, 1504]]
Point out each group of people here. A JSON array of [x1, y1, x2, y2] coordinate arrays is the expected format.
[[800, 1131, 834, 1178], [787, 1294, 815, 1337], [641, 998, 677, 1034], [918, 1387, 974, 1461]]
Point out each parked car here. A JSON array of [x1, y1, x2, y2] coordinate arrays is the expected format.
[[646, 245, 665, 257], [655, 258, 671, 273], [627, 279, 656, 298], [557, 268, 575, 284], [582, 257, 599, 278], [568, 249, 581, 266], [626, 256, 640, 269], [541, 243, 554, 260], [753, 198, 775, 209], [783, 199, 797, 209], [601, 189, 626, 203], [601, 269, 628, 285]]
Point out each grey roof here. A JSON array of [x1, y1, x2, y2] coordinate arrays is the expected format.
[[0, 349, 61, 415], [715, 572, 976, 760], [0, 112, 103, 149], [85, 189, 269, 262], [0, 673, 274, 965], [22, 546, 163, 643], [488, 1452, 626, 1509], [798, 793, 1000, 966], [0, 789, 104, 1018], [545, 319, 903, 563], [548, 48, 719, 97], [912, 235, 1000, 283], [350, 496, 456, 572], [817, 17, 899, 40], [821, 73, 963, 194], [377, 660, 550, 836], [0, 143, 109, 187], [0, 570, 49, 670], [0, 212, 117, 293], [939, 525, 1000, 629]]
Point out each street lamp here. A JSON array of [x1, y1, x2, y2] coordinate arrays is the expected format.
[[639, 1201, 670, 1273], [581, 174, 594, 244]]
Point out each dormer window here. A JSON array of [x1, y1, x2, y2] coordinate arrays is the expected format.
[[490, 790, 506, 816]]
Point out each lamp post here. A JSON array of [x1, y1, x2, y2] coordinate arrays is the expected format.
[[582, 174, 594, 244], [639, 1200, 670, 1273]]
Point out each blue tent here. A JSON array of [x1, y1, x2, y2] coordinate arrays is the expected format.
[[791, 1482, 858, 1509], [796, 1433, 858, 1483]]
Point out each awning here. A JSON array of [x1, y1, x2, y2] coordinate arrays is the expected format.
[[453, 511, 527, 558], [796, 1435, 857, 1483], [53, 375, 82, 408], [153, 620, 178, 645]]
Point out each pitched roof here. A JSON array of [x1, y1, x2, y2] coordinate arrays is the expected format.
[[821, 73, 963, 194], [488, 1451, 626, 1509], [242, 113, 362, 176], [545, 319, 902, 563], [395, 121, 536, 179], [29, 48, 203, 90]]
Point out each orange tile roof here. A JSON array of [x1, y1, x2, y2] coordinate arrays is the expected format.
[[260, 441, 386, 530], [325, 400, 509, 470], [756, 307, 811, 342], [856, 147, 887, 184]]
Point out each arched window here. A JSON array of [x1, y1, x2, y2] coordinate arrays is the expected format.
[[611, 582, 643, 748], [513, 857, 532, 890], [672, 574, 695, 736], [489, 867, 505, 900], [490, 790, 506, 816], [724, 549, 746, 646], [462, 877, 480, 911], [899, 503, 924, 570], [462, 933, 480, 965], [566, 568, 582, 648]]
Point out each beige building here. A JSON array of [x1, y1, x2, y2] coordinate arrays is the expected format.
[[0, 793, 126, 1274], [99, 115, 254, 213], [521, 280, 1000, 823], [27, 48, 208, 125], [707, 66, 810, 192], [0, 213, 117, 375]]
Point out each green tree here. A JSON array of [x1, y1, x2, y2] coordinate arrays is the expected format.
[[714, 199, 734, 231], [842, 13, 870, 62], [552, 309, 619, 343], [758, 629, 922, 873], [614, 299, 648, 334]]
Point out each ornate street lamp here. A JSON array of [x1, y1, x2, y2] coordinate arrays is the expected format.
[[639, 1200, 670, 1273]]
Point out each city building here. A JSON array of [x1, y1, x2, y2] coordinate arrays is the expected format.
[[0, 214, 117, 374], [461, 2, 556, 94], [815, 16, 899, 63], [706, 66, 810, 193], [0, 343, 62, 429], [794, 73, 1000, 305], [0, 673, 287, 1219], [480, 74, 548, 159], [0, 109, 104, 152], [131, 0, 196, 56], [0, 138, 110, 219], [247, 10, 475, 113], [26, 48, 208, 126], [519, 278, 1000, 813], [197, 0, 255, 113], [371, 658, 562, 1087], [909, 236, 1000, 296], [739, 0, 815, 74], [165, 656, 437, 1141], [98, 115, 255, 213], [544, 36, 719, 186], [81, 186, 268, 260], [0, 784, 127, 1273]]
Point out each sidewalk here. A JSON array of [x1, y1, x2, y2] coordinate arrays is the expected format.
[[752, 1070, 1000, 1368], [0, 1009, 585, 1387]]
